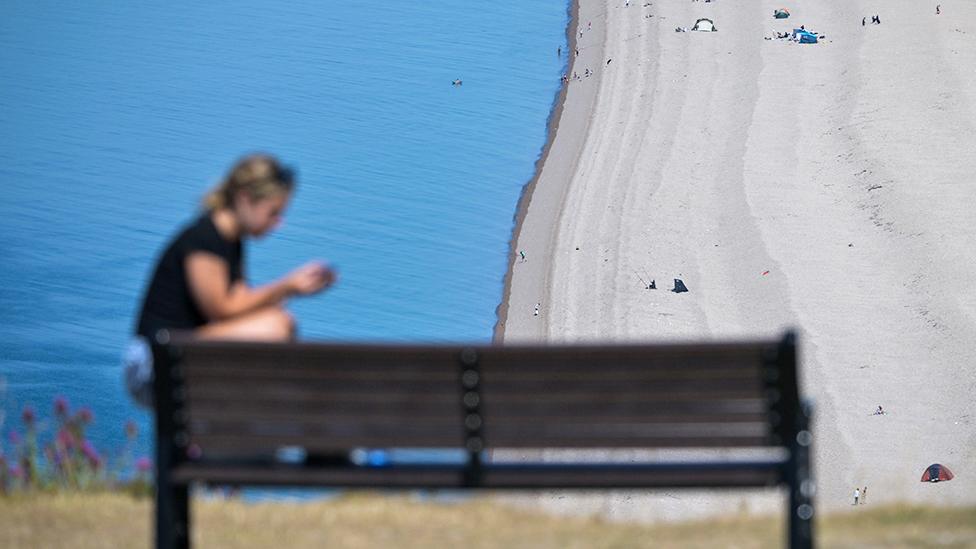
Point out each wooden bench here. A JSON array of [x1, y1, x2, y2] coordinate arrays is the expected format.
[[150, 331, 813, 548]]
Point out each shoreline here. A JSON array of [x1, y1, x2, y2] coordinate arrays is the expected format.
[[493, 0, 605, 343], [492, 0, 578, 344]]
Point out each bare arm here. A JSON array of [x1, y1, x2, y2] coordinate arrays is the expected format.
[[185, 253, 291, 320], [185, 253, 335, 321]]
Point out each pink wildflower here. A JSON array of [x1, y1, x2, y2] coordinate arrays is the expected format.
[[45, 446, 60, 467], [77, 407, 94, 424], [135, 456, 153, 473], [21, 406, 36, 427], [53, 396, 69, 418], [81, 440, 101, 468], [56, 428, 75, 449]]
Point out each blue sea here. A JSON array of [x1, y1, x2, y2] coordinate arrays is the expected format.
[[0, 2, 569, 470]]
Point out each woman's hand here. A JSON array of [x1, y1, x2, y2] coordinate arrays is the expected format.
[[287, 261, 338, 296]]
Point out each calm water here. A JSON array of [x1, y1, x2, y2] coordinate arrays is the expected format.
[[0, 2, 569, 465]]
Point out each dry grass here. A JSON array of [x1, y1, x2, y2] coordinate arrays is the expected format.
[[1, 491, 974, 548]]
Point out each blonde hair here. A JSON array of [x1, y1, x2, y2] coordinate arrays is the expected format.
[[203, 154, 295, 211]]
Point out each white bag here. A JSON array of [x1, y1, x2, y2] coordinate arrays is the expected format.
[[123, 337, 154, 408]]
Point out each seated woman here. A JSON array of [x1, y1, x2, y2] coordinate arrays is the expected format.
[[136, 153, 336, 342], [126, 154, 336, 404]]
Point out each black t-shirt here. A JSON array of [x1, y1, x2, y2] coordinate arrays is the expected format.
[[136, 214, 243, 339]]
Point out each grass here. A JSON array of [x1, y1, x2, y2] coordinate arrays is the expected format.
[[1, 492, 974, 548]]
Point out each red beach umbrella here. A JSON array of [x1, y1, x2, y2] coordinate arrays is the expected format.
[[920, 463, 954, 482]]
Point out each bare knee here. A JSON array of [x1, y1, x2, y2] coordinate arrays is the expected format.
[[268, 308, 296, 341], [254, 307, 295, 341], [195, 307, 296, 342]]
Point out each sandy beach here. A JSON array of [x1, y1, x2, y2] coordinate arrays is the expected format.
[[497, 0, 976, 520]]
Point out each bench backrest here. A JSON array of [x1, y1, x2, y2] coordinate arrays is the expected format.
[[151, 332, 813, 549], [154, 335, 800, 463]]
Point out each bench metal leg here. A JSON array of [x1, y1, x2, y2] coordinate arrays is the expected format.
[[153, 335, 191, 548], [789, 473, 812, 548], [156, 478, 189, 549], [788, 403, 814, 549]]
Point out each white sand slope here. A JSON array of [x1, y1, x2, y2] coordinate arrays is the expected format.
[[501, 0, 976, 520]]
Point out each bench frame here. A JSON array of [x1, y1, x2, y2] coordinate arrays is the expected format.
[[151, 332, 813, 548]]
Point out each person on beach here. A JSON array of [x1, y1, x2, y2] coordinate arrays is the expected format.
[[534, 303, 540, 316], [135, 153, 335, 342], [852, 487, 860, 505], [861, 486, 868, 504], [519, 250, 526, 263], [936, 5, 941, 15], [862, 17, 866, 26]]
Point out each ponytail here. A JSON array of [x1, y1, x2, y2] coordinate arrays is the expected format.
[[203, 154, 295, 211]]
